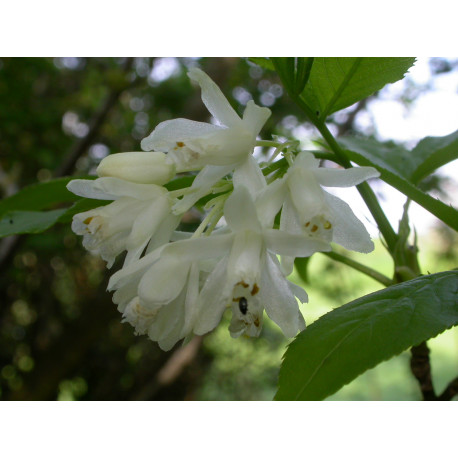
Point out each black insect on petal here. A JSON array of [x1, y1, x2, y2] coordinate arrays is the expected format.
[[239, 297, 248, 315]]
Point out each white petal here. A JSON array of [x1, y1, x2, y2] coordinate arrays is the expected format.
[[67, 179, 114, 200], [223, 186, 262, 233], [287, 168, 326, 222], [279, 193, 303, 235], [313, 166, 380, 188], [242, 100, 271, 136], [264, 229, 331, 257], [148, 290, 185, 345], [255, 178, 288, 228], [294, 151, 320, 169], [193, 257, 230, 335], [108, 245, 165, 291], [260, 254, 304, 338], [141, 118, 222, 152], [187, 68, 242, 128], [146, 214, 181, 253], [182, 262, 201, 336], [96, 151, 176, 185], [68, 177, 166, 201], [172, 164, 234, 214], [324, 191, 375, 253], [184, 127, 254, 166], [164, 233, 234, 262], [232, 155, 266, 197], [226, 231, 263, 288], [287, 280, 309, 304], [126, 195, 170, 252], [138, 257, 190, 307], [279, 195, 312, 275]]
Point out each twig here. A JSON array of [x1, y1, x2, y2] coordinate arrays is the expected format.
[[438, 376, 458, 401], [322, 251, 394, 287], [410, 341, 437, 400]]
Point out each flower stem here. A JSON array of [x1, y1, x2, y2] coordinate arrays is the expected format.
[[322, 251, 394, 287]]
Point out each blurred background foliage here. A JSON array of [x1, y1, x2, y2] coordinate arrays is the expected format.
[[0, 57, 456, 401]]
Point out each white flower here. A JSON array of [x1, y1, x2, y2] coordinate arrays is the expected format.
[[110, 251, 201, 351], [108, 238, 228, 350], [141, 68, 271, 172], [67, 177, 179, 268], [96, 151, 176, 185], [108, 185, 330, 344], [257, 152, 380, 273], [140, 68, 272, 215], [192, 185, 330, 339]]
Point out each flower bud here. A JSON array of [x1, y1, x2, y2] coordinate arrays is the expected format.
[[96, 151, 176, 185]]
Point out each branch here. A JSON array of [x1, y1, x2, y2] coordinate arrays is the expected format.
[[410, 341, 437, 400], [438, 376, 458, 401]]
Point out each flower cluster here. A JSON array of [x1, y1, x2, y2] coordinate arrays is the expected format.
[[68, 68, 379, 350]]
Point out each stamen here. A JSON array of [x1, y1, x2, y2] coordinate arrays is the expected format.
[[324, 221, 332, 230], [311, 224, 318, 232], [84, 217, 93, 225], [176, 141, 185, 147], [251, 284, 259, 296], [236, 280, 249, 288]]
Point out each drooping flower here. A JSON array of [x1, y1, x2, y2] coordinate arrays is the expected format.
[[256, 151, 380, 272], [67, 177, 179, 267], [109, 249, 201, 351], [108, 236, 231, 349], [141, 68, 271, 172], [108, 186, 330, 343], [140, 68, 272, 214], [192, 185, 330, 338]]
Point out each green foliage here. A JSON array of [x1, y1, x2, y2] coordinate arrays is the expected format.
[[271, 58, 314, 95], [0, 177, 78, 217], [410, 130, 458, 184], [299, 57, 416, 120], [0, 176, 106, 237], [294, 256, 311, 284], [248, 57, 275, 71], [276, 271, 458, 401], [340, 136, 458, 231], [341, 130, 458, 185], [0, 209, 68, 237]]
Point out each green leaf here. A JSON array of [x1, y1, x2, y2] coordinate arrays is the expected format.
[[410, 130, 458, 184], [164, 175, 195, 191], [294, 257, 311, 283], [294, 58, 314, 95], [0, 209, 68, 237], [275, 270, 458, 401], [300, 57, 416, 120], [0, 177, 82, 218], [339, 137, 458, 231], [248, 57, 275, 71], [271, 58, 314, 95]]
